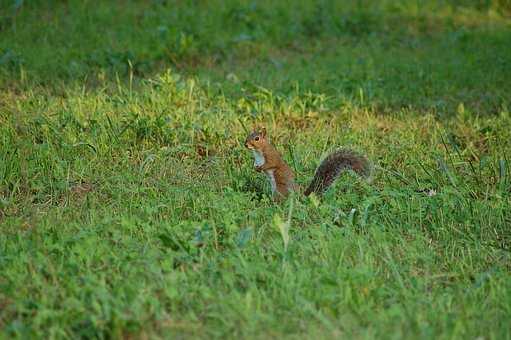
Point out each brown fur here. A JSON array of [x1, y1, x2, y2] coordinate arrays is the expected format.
[[245, 128, 297, 199], [303, 149, 370, 196], [245, 128, 370, 200]]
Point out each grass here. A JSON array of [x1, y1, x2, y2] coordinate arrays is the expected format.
[[1, 0, 511, 339]]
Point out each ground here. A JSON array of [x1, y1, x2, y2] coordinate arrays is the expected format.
[[1, 0, 510, 339]]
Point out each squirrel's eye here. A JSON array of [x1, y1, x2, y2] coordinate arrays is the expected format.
[[254, 136, 260, 141]]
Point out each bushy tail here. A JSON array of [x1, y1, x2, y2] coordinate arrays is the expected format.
[[303, 149, 371, 196]]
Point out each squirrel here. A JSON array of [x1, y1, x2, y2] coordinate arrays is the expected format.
[[244, 127, 371, 200]]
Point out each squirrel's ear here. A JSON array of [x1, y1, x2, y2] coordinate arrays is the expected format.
[[260, 127, 267, 137]]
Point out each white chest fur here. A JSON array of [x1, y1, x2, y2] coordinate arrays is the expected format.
[[266, 169, 277, 193], [251, 150, 277, 193], [252, 150, 265, 167]]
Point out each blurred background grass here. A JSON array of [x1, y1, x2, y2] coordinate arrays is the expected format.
[[1, 0, 510, 113]]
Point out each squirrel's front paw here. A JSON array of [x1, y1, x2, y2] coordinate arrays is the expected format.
[[255, 165, 263, 172]]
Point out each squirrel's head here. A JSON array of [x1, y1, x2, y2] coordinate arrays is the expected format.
[[245, 127, 267, 150]]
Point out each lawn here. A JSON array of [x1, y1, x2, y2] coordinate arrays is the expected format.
[[1, 0, 510, 339]]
